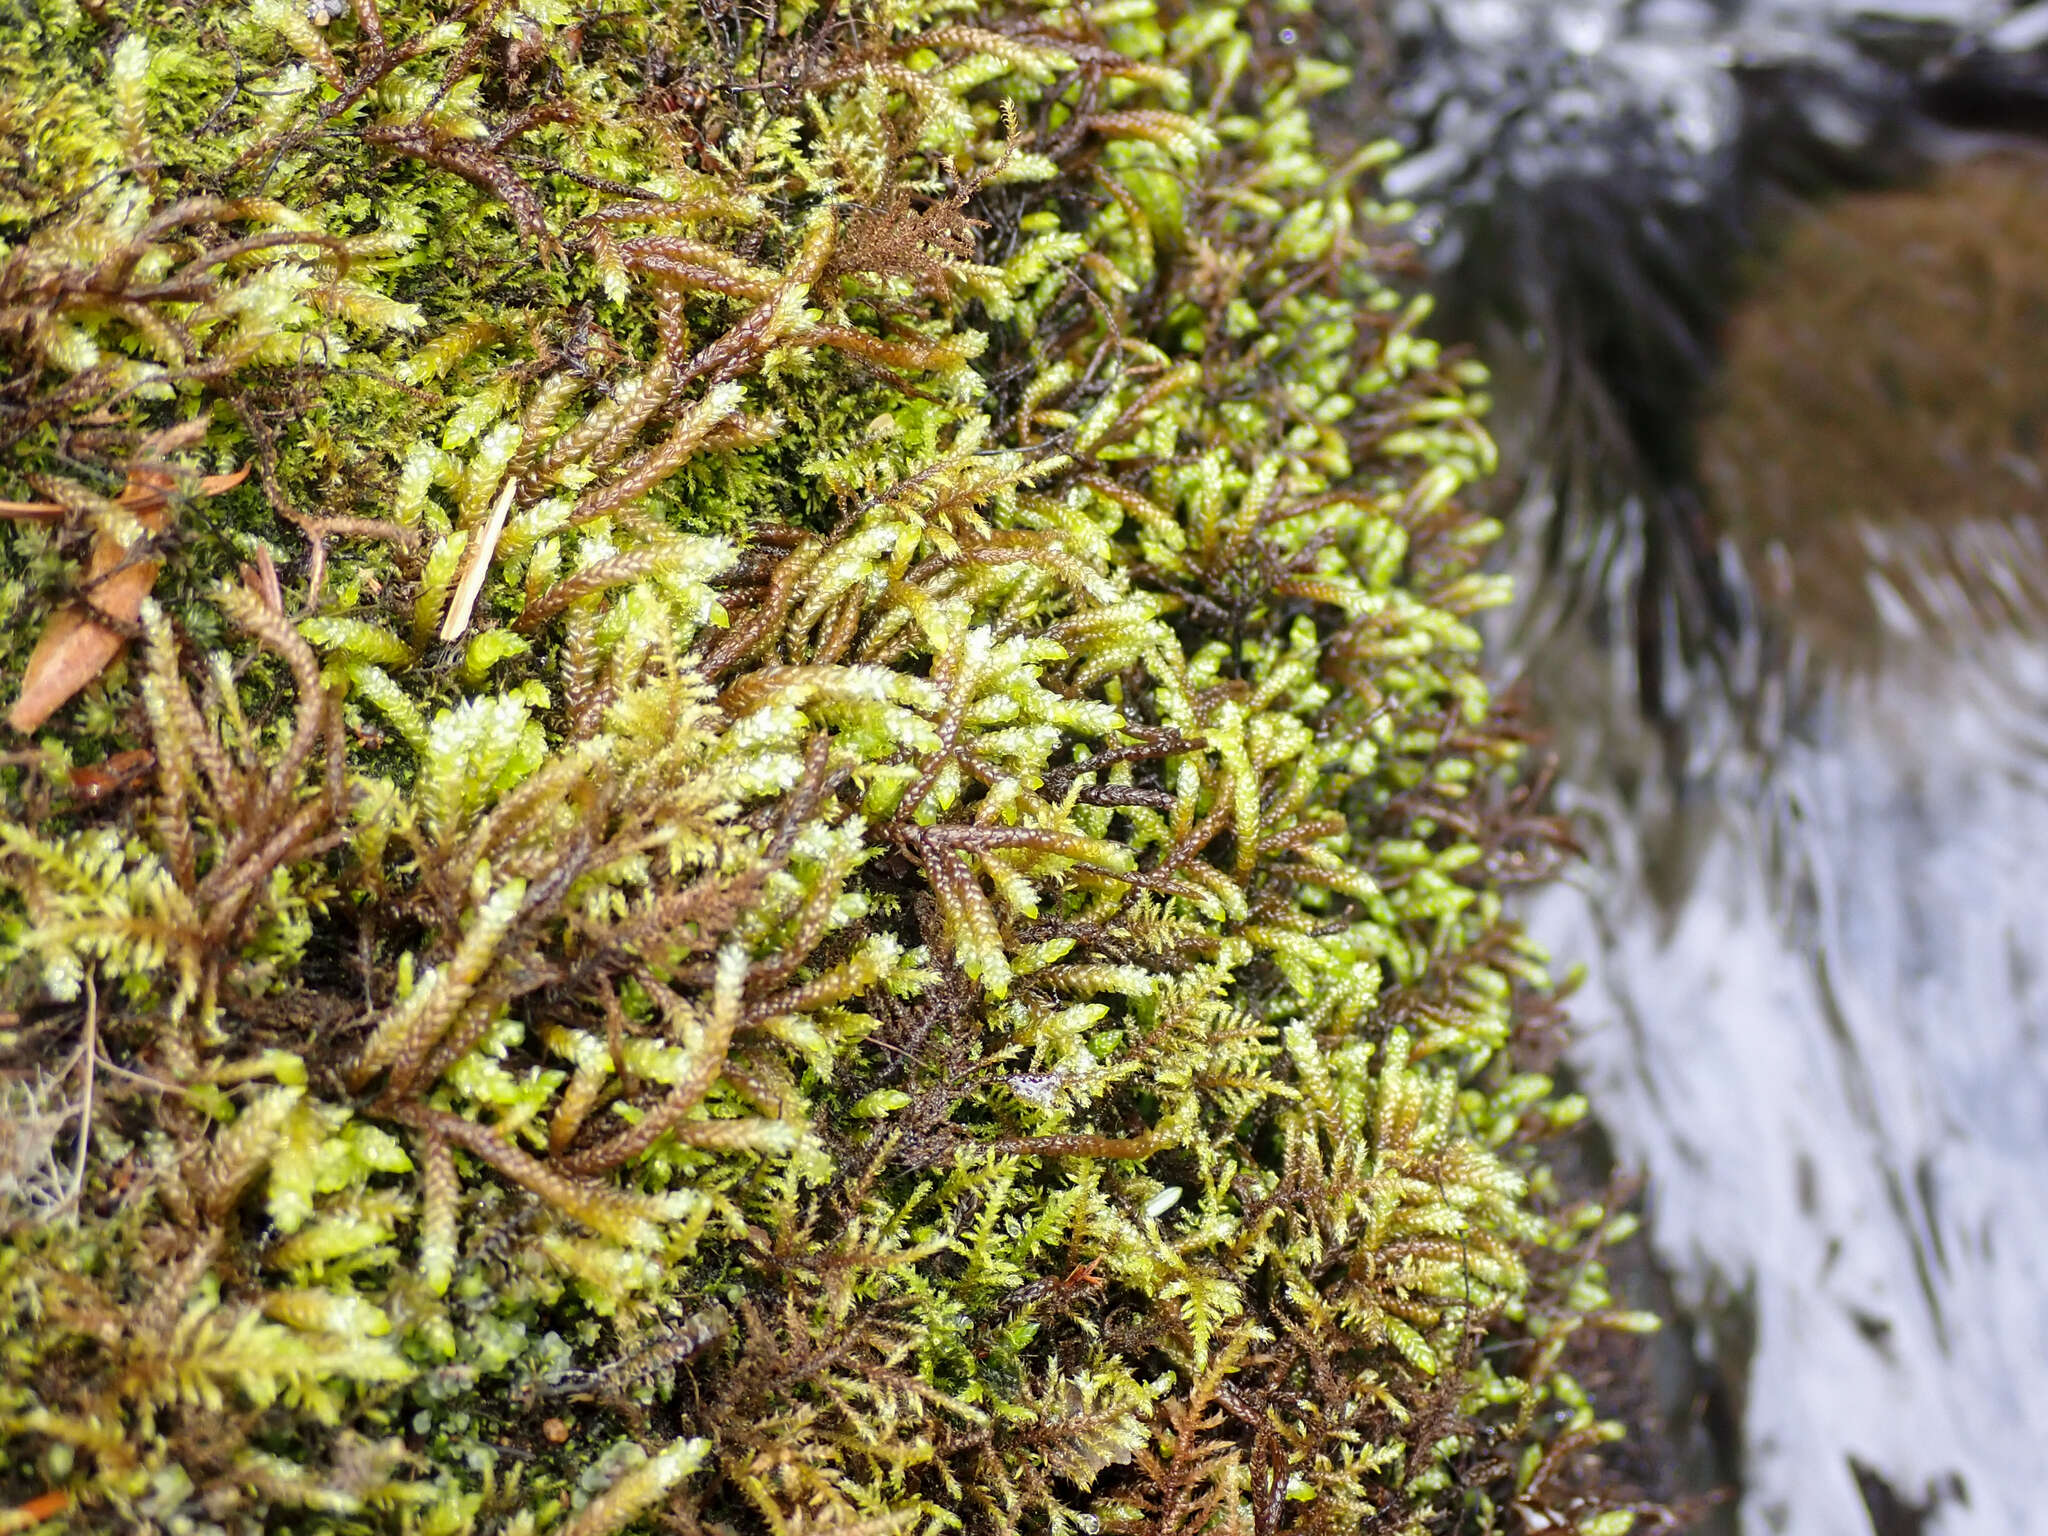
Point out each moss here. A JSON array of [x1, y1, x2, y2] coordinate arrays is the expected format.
[[1699, 150, 2048, 667], [1, 0, 1658, 1531]]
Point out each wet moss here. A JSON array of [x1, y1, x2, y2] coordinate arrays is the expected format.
[[1, 0, 1659, 1530]]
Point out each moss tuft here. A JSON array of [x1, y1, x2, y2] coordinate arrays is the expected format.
[[1, 0, 1657, 1530]]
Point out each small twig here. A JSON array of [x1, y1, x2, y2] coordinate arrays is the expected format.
[[53, 975, 99, 1217], [91, 1048, 194, 1099], [0, 498, 69, 521], [439, 475, 518, 641]]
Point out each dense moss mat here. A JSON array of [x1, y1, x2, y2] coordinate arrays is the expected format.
[[1, 0, 1659, 1529]]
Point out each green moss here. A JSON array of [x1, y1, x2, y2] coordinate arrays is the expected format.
[[1, 0, 1657, 1530]]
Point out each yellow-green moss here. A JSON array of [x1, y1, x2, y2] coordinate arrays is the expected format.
[[1, 0, 1656, 1530]]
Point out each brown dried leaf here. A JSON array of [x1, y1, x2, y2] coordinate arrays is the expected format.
[[5, 463, 249, 734]]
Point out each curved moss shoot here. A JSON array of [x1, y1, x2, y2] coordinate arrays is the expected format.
[[0, 0, 1657, 1530]]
